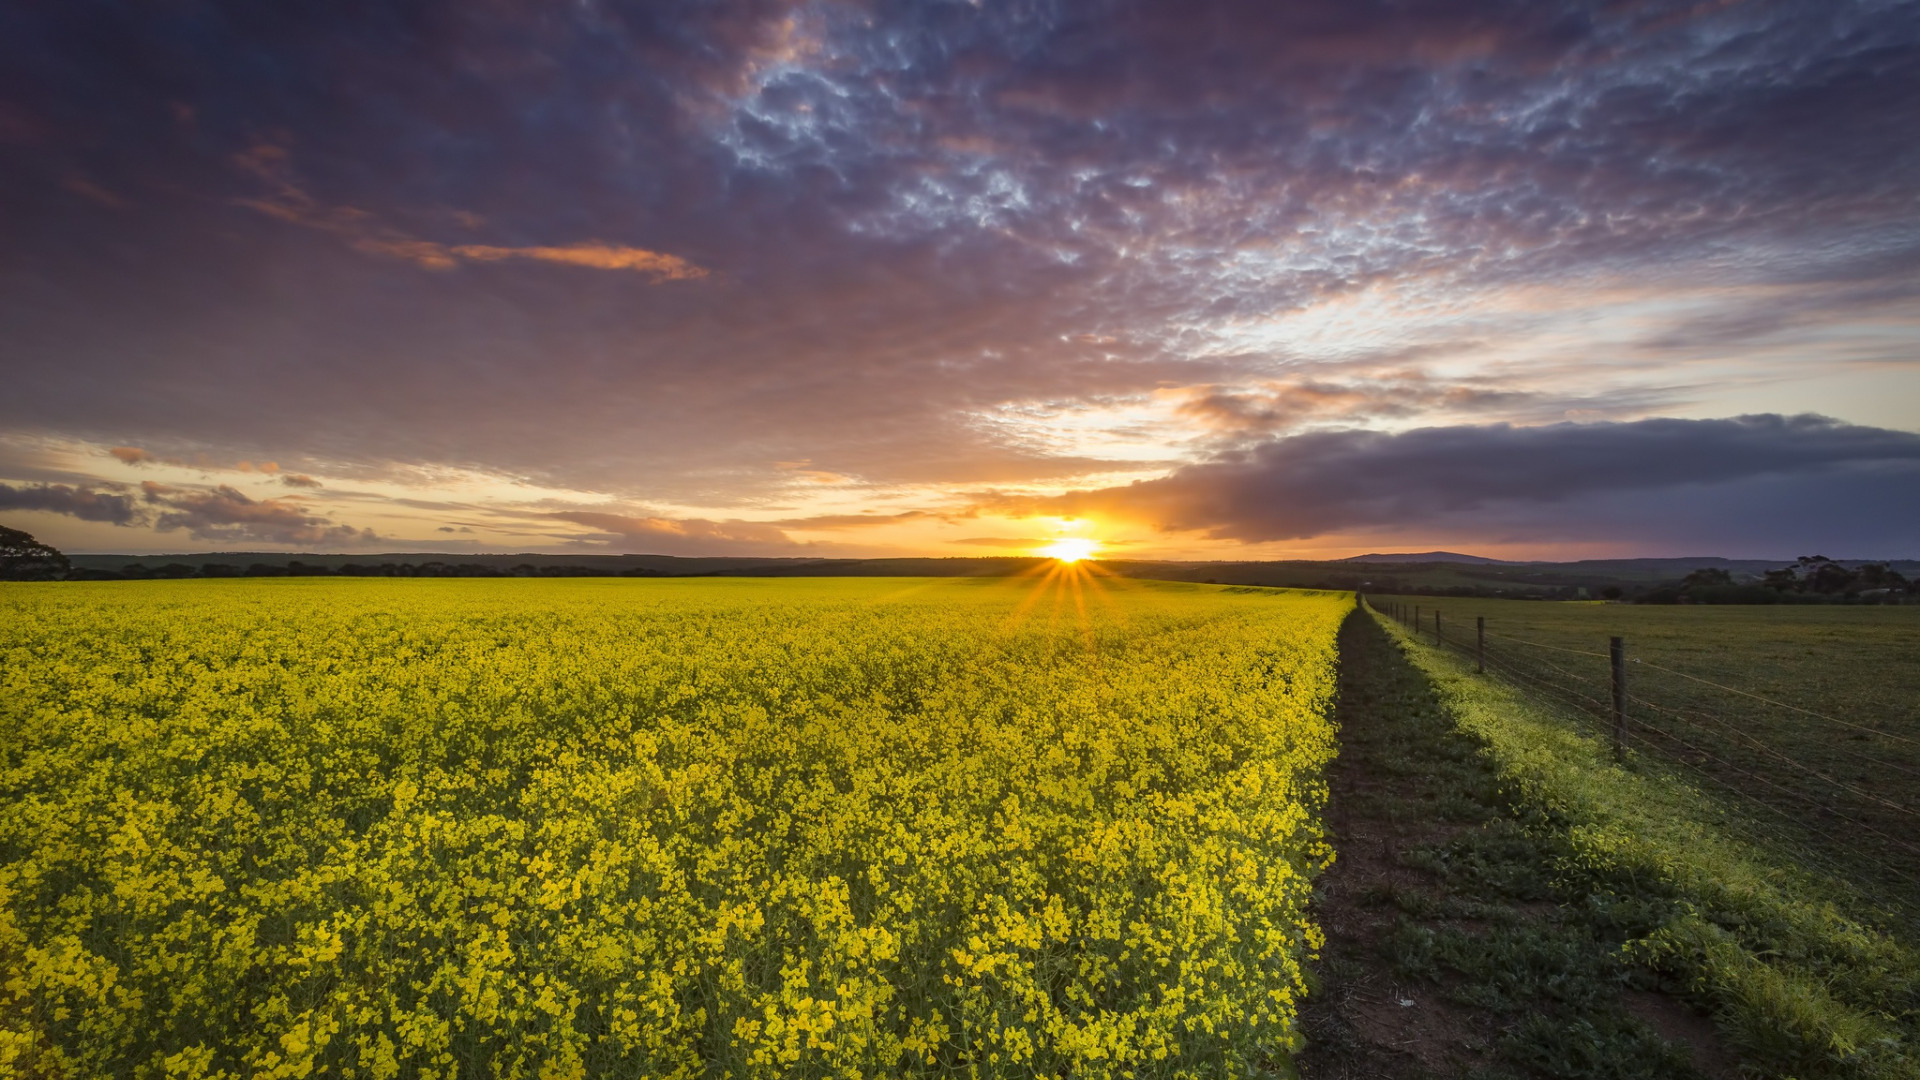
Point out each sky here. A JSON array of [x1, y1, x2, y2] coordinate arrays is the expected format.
[[2, 0, 1917, 561]]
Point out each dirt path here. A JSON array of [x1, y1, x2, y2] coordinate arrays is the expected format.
[[1297, 610, 1738, 1080]]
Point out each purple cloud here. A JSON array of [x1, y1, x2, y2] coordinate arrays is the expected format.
[[0, 3, 1914, 553], [1006, 414, 1920, 554], [0, 482, 142, 525]]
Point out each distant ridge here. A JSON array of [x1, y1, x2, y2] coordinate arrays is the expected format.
[[1340, 551, 1509, 565]]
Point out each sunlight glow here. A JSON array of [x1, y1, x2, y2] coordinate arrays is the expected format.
[[1037, 537, 1100, 562]]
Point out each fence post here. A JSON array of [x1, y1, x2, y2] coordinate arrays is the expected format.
[[1476, 616, 1485, 674], [1610, 635, 1627, 762], [1434, 610, 1442, 645]]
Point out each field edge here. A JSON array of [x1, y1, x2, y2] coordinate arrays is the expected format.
[[1366, 605, 1919, 1080]]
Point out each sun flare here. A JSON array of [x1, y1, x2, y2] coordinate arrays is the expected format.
[[1037, 537, 1100, 563]]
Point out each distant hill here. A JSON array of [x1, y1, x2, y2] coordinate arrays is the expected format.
[[1340, 552, 1509, 565]]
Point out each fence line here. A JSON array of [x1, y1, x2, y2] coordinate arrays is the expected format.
[[1479, 618, 1916, 749], [1628, 656, 1920, 747], [1626, 720, 1920, 886], [1626, 694, 1916, 817], [1362, 594, 1920, 926]]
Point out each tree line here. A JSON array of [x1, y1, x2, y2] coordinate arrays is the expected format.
[[0, 527, 663, 581], [1638, 556, 1914, 604]]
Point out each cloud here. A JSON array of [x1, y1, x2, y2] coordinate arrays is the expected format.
[[950, 536, 1049, 548], [447, 243, 705, 279], [110, 446, 286, 474], [145, 483, 376, 546], [280, 474, 322, 488], [3, 3, 1918, 553], [233, 143, 706, 280], [1171, 376, 1553, 437], [547, 510, 803, 555], [1009, 414, 1920, 554], [768, 510, 936, 529], [0, 476, 376, 546], [0, 482, 142, 525]]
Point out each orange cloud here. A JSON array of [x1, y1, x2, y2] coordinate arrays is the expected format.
[[232, 143, 704, 280], [110, 446, 282, 474], [449, 242, 706, 280], [351, 236, 461, 270]]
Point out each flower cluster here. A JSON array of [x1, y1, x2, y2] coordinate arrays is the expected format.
[[0, 577, 1345, 1078]]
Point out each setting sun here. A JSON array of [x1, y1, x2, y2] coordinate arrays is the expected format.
[[1037, 537, 1100, 562]]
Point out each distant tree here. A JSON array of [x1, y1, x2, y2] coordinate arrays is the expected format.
[[1853, 563, 1907, 591], [1762, 568, 1799, 591], [1803, 560, 1856, 595], [0, 526, 70, 580], [1747, 559, 1912, 602], [1681, 568, 1735, 590]]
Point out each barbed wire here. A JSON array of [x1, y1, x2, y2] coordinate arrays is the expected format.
[[1361, 595, 1920, 921], [1479, 627, 1613, 660], [1628, 655, 1920, 747], [1627, 694, 1916, 816], [1373, 597, 1917, 778], [1618, 707, 1920, 903]]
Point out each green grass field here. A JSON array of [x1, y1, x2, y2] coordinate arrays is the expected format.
[[0, 576, 1346, 1080], [1372, 595, 1920, 929], [1375, 610, 1920, 1080]]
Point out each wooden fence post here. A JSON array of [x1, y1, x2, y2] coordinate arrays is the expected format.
[[1434, 610, 1443, 645], [1476, 616, 1485, 674], [1610, 636, 1627, 762]]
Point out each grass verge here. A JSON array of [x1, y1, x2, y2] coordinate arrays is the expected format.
[[1303, 606, 1730, 1079], [1370, 604, 1919, 1079]]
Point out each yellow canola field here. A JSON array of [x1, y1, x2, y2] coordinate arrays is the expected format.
[[0, 576, 1347, 1079]]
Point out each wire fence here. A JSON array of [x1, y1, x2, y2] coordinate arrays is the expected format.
[[1363, 595, 1920, 935]]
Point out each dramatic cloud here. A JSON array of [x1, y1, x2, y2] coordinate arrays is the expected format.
[[144, 484, 376, 546], [0, 478, 375, 546], [1010, 415, 1920, 554], [1164, 375, 1644, 439], [0, 482, 142, 525], [1, 3, 1915, 554]]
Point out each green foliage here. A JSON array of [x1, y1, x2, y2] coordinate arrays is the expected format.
[[0, 526, 67, 581], [0, 577, 1347, 1079]]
